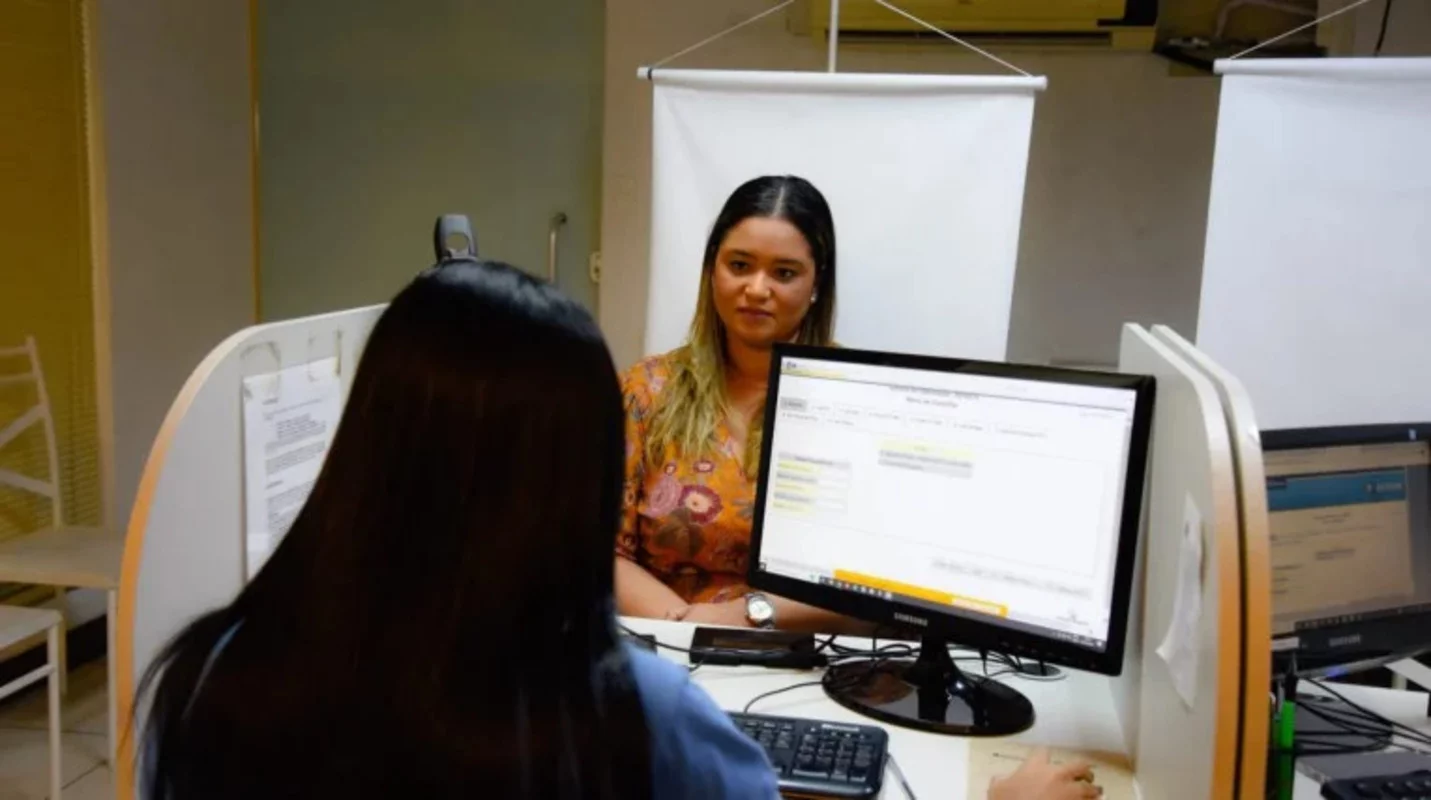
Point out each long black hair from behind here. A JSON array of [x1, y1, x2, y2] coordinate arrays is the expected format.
[[138, 261, 651, 800]]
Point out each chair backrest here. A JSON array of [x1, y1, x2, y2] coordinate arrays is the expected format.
[[0, 336, 63, 527]]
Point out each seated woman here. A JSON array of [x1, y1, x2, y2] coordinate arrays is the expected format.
[[137, 257, 1095, 799], [137, 261, 775, 799], [615, 175, 861, 632]]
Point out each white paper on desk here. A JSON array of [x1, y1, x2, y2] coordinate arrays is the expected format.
[[242, 357, 342, 580], [1156, 493, 1205, 709]]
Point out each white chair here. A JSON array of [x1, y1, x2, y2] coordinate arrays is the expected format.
[[0, 604, 64, 799], [0, 335, 121, 767]]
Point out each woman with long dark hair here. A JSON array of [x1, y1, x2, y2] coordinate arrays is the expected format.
[[615, 175, 860, 632], [138, 261, 777, 799]]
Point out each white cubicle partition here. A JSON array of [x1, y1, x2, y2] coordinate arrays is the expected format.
[[111, 311, 1252, 798], [1119, 324, 1244, 799], [1152, 324, 1273, 799], [113, 305, 385, 800]]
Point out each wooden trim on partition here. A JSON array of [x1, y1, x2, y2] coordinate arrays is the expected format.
[[79, 0, 117, 533], [1173, 344, 1243, 798], [1150, 325, 1273, 798], [1121, 325, 1244, 799], [113, 332, 244, 800], [1239, 496, 1274, 797], [1191, 364, 1243, 799], [1188, 359, 1245, 800], [249, 0, 262, 323], [1212, 491, 1244, 799]]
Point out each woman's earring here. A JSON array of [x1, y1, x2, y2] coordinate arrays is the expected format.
[[811, 292, 819, 305]]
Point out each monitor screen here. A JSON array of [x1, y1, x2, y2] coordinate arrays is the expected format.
[[749, 345, 1154, 674], [1262, 430, 1431, 650]]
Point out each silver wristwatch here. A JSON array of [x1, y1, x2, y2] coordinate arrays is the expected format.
[[745, 592, 776, 629]]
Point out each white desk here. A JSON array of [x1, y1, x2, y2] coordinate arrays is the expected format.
[[621, 618, 1131, 799], [1292, 683, 1431, 799]]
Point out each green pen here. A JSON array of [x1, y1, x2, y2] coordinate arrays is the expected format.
[[1276, 685, 1297, 800]]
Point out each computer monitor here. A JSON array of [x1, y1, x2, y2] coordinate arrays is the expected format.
[[1260, 424, 1431, 753], [748, 344, 1155, 736], [1262, 424, 1431, 667]]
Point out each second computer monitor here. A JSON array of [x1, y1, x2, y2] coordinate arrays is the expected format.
[[747, 344, 1154, 734], [1262, 424, 1431, 668]]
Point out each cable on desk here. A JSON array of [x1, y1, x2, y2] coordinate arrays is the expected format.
[[742, 681, 827, 714], [1310, 681, 1431, 749], [1306, 678, 1431, 751], [738, 650, 908, 714], [1260, 677, 1431, 765], [1003, 654, 1069, 682], [1279, 707, 1400, 755], [886, 752, 919, 800], [627, 622, 1034, 672], [817, 629, 919, 659], [741, 649, 921, 713], [621, 625, 1041, 695], [622, 624, 924, 664], [619, 625, 811, 663], [1299, 700, 1395, 739]]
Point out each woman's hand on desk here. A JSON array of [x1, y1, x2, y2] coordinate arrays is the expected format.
[[989, 749, 1101, 799], [669, 599, 752, 628], [666, 595, 871, 634]]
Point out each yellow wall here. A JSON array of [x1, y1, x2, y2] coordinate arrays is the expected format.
[[0, 0, 101, 537]]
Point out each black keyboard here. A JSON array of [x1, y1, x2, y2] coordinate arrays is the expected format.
[[1322, 770, 1431, 799], [730, 711, 887, 799]]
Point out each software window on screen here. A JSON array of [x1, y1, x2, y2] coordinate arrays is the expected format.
[[1264, 441, 1431, 635], [758, 357, 1138, 650]]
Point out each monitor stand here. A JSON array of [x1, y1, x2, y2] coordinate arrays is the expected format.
[[823, 634, 1035, 736]]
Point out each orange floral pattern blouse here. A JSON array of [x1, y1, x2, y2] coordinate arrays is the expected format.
[[618, 353, 757, 604]]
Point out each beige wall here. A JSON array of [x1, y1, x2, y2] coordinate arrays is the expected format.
[[1323, 0, 1431, 56], [94, 0, 256, 528], [601, 0, 1221, 371], [258, 0, 604, 321]]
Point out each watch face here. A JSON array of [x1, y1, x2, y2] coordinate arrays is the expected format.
[[748, 595, 775, 622]]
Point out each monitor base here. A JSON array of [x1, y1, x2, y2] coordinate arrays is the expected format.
[[823, 635, 1035, 736]]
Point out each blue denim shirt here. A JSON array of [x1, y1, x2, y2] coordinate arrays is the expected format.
[[625, 644, 781, 799]]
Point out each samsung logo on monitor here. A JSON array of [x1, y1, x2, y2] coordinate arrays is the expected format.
[[1328, 634, 1362, 648], [893, 612, 928, 628]]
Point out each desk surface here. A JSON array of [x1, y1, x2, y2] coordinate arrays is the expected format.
[[622, 618, 1131, 799]]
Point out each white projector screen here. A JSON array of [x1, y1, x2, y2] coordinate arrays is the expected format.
[[644, 69, 1044, 360], [1197, 59, 1431, 429]]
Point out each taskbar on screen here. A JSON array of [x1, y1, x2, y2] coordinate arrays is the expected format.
[[760, 560, 1106, 652]]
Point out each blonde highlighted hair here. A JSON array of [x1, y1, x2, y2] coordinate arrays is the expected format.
[[644, 176, 838, 472]]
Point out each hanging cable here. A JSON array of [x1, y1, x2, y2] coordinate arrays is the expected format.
[[1375, 0, 1396, 55], [870, 0, 1034, 77], [640, 0, 1037, 80], [1229, 0, 1377, 60], [641, 0, 797, 78]]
